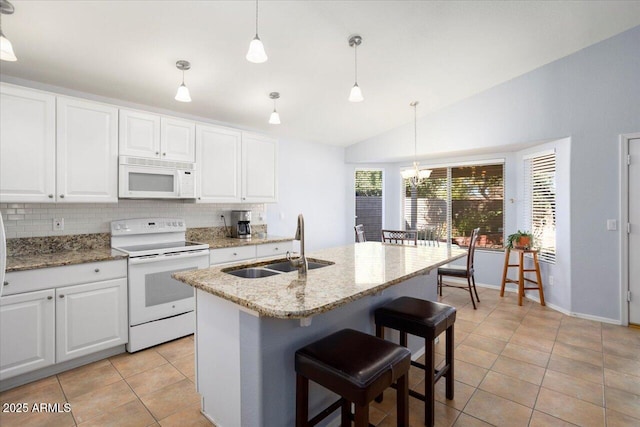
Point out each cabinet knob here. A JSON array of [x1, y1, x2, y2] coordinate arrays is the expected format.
[[59, 295, 65, 299], [59, 194, 65, 198], [155, 151, 159, 155], [3, 281, 8, 286], [162, 152, 166, 156], [47, 296, 53, 300], [233, 252, 237, 256], [274, 247, 278, 251], [48, 194, 54, 198], [94, 268, 100, 273]]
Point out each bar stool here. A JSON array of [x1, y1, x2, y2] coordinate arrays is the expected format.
[[374, 298, 456, 427], [295, 328, 411, 427], [500, 247, 546, 306]]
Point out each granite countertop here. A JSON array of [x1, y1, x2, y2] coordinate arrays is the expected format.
[[6, 248, 128, 272], [173, 242, 467, 319], [202, 235, 294, 249]]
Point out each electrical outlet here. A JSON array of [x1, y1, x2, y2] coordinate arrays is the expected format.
[[548, 275, 554, 286], [53, 218, 64, 231]]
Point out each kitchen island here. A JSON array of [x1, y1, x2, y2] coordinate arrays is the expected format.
[[174, 242, 466, 427]]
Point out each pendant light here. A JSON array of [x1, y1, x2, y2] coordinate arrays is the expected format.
[[246, 0, 267, 63], [348, 35, 363, 102], [174, 60, 192, 103], [0, 0, 17, 62], [401, 101, 432, 188], [268, 92, 281, 124]]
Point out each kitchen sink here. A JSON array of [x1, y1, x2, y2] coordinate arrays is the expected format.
[[263, 260, 333, 273], [222, 258, 334, 278], [225, 268, 281, 279]]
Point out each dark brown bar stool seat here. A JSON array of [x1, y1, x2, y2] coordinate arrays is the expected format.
[[374, 297, 456, 427], [295, 328, 411, 427]]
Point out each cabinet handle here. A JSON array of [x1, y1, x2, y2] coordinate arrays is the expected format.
[[59, 295, 65, 299], [59, 194, 65, 198], [3, 281, 8, 286], [94, 268, 100, 273], [48, 194, 54, 198], [47, 296, 53, 300]]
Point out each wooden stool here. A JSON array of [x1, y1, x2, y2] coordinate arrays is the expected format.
[[500, 247, 546, 306], [374, 298, 456, 427], [295, 328, 411, 427]]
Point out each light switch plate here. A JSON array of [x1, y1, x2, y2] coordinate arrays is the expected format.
[[607, 219, 617, 231]]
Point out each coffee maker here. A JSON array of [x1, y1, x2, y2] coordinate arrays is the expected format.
[[230, 210, 252, 239]]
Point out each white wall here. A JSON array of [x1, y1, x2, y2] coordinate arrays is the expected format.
[[346, 25, 640, 322], [266, 138, 348, 252]]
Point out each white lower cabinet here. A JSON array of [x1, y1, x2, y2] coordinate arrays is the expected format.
[[0, 260, 128, 380], [55, 278, 128, 363], [0, 290, 55, 380]]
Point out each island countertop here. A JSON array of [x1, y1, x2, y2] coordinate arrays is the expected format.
[[173, 242, 467, 319]]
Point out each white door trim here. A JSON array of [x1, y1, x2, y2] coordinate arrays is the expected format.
[[620, 132, 640, 326]]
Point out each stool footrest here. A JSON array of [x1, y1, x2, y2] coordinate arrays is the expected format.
[[308, 398, 345, 427], [391, 383, 427, 402], [434, 365, 450, 383], [411, 360, 426, 370]]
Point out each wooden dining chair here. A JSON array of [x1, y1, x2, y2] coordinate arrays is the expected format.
[[381, 229, 417, 246], [354, 224, 366, 243], [437, 228, 481, 308]]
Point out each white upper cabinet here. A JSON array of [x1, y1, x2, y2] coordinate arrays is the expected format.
[[242, 132, 278, 203], [56, 97, 119, 203], [196, 124, 242, 203], [120, 109, 195, 162], [0, 84, 56, 203], [119, 109, 161, 158], [161, 117, 196, 162]]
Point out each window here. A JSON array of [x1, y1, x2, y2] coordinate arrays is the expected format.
[[403, 162, 504, 248], [524, 151, 556, 263], [355, 170, 383, 241]]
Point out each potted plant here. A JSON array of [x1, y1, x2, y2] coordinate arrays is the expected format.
[[506, 230, 534, 249]]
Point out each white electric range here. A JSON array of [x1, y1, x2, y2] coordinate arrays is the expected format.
[[111, 218, 209, 352]]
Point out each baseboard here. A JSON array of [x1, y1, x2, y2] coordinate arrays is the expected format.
[[441, 278, 621, 325]]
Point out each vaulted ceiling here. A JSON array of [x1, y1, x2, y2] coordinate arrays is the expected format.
[[2, 1, 639, 146]]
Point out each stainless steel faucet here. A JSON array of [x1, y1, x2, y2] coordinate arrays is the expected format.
[[286, 214, 308, 279]]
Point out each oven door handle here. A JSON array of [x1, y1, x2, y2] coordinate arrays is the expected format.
[[128, 249, 209, 265]]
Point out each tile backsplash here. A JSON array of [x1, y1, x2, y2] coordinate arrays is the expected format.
[[0, 200, 265, 239]]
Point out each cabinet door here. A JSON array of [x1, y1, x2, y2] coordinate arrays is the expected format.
[[161, 117, 195, 162], [196, 124, 242, 203], [242, 133, 278, 203], [119, 109, 161, 158], [0, 84, 56, 203], [56, 97, 119, 203], [0, 289, 55, 380], [56, 278, 127, 363]]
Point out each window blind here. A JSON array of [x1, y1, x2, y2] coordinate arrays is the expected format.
[[525, 153, 556, 263]]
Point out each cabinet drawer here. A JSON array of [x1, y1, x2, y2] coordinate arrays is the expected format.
[[3, 260, 127, 296], [256, 241, 293, 258], [209, 246, 256, 265]]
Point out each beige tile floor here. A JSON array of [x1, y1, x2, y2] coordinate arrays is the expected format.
[[1, 286, 639, 426]]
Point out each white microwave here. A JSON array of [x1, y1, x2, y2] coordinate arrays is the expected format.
[[119, 156, 196, 199]]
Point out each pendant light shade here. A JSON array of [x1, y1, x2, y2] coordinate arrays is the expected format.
[[0, 0, 17, 62], [174, 60, 192, 103], [246, 36, 268, 63], [349, 83, 364, 103], [402, 101, 432, 188], [268, 92, 280, 124], [348, 35, 363, 102], [246, 0, 267, 63]]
